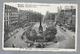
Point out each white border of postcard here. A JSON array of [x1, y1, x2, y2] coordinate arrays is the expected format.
[[2, 2, 78, 51]]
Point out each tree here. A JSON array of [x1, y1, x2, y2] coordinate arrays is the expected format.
[[27, 29, 37, 41], [44, 26, 57, 41]]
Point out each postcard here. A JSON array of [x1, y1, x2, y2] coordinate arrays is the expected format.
[[2, 2, 77, 51]]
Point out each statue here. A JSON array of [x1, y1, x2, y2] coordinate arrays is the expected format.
[[39, 18, 43, 34]]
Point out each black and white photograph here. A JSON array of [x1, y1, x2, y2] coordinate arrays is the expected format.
[[3, 3, 77, 51]]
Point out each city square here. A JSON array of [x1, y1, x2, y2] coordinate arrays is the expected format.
[[3, 3, 77, 50]]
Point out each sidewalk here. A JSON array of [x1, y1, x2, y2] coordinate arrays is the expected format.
[[60, 26, 75, 38]]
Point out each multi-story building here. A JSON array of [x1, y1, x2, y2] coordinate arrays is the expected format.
[[19, 10, 43, 22], [18, 10, 43, 28], [56, 6, 76, 32], [4, 4, 19, 41]]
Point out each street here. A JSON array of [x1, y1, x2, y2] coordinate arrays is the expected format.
[[4, 23, 75, 49], [46, 25, 75, 49]]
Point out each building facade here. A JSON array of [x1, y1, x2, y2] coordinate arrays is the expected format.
[[4, 5, 19, 41], [56, 6, 76, 32]]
